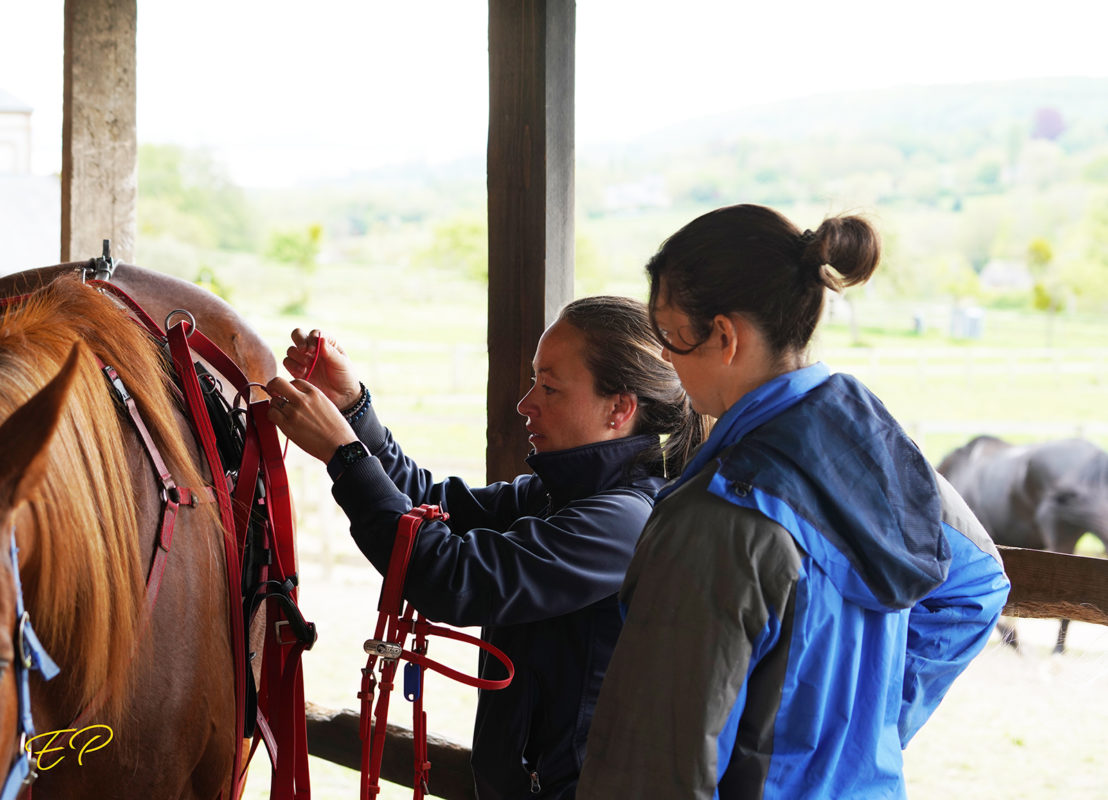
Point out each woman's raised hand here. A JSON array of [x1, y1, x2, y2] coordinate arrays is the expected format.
[[265, 375, 358, 463], [283, 328, 363, 410]]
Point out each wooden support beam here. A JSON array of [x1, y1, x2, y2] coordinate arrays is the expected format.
[[61, 0, 137, 263], [999, 545, 1108, 626], [486, 0, 575, 483]]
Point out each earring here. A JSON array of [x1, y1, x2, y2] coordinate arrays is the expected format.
[[609, 421, 617, 428]]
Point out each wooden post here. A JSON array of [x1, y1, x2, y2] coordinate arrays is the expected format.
[[486, 0, 575, 483], [61, 0, 137, 263]]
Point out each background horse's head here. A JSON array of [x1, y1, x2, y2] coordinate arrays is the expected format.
[[0, 279, 214, 721], [1038, 441, 1108, 544]]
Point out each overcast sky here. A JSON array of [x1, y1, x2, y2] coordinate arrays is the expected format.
[[3, 0, 1108, 186]]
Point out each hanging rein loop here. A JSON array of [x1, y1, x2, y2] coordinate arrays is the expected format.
[[359, 505, 515, 800]]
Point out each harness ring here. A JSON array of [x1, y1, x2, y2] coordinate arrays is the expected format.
[[231, 381, 272, 410], [164, 308, 197, 336]]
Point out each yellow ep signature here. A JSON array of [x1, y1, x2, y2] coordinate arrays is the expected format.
[[25, 725, 113, 771]]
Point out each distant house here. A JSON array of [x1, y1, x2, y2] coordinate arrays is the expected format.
[[979, 258, 1033, 291], [0, 88, 33, 174], [0, 88, 60, 274], [603, 174, 671, 214]]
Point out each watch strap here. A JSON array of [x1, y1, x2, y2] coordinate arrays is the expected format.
[[327, 440, 370, 481]]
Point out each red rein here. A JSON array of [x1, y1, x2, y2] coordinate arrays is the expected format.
[[359, 505, 514, 800]]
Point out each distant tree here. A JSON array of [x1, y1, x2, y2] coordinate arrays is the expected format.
[[416, 213, 605, 293], [1058, 198, 1108, 311], [1031, 107, 1066, 141], [266, 224, 323, 273], [1027, 236, 1066, 345], [416, 215, 488, 281], [266, 224, 323, 314], [137, 144, 257, 251], [937, 253, 982, 303], [193, 265, 232, 302], [1084, 153, 1108, 184]]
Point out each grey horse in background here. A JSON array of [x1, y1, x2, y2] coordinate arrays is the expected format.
[[937, 435, 1108, 654]]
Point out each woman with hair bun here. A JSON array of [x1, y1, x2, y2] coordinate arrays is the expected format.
[[578, 205, 1010, 799]]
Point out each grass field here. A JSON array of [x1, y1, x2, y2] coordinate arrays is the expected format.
[[153, 241, 1108, 481], [142, 243, 1108, 799]]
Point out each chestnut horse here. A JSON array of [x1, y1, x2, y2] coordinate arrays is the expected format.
[[0, 269, 279, 798]]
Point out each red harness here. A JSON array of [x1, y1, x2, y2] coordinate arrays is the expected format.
[[88, 280, 315, 800], [359, 505, 515, 800]]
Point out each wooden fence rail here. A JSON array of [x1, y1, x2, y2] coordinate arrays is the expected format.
[[304, 545, 1108, 799]]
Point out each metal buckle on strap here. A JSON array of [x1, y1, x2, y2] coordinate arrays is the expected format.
[[16, 612, 32, 670], [363, 640, 403, 660], [100, 364, 131, 404]]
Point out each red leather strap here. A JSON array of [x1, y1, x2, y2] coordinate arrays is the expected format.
[[359, 505, 515, 800], [249, 398, 314, 800], [97, 360, 219, 627], [167, 320, 248, 800], [174, 320, 313, 800], [402, 624, 514, 690]]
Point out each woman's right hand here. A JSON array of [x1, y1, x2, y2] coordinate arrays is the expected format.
[[283, 328, 363, 410]]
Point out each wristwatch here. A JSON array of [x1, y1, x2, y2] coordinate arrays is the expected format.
[[327, 440, 370, 481]]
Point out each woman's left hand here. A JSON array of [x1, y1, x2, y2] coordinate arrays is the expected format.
[[266, 376, 358, 462]]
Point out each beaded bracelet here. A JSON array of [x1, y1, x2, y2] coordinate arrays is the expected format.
[[341, 382, 371, 423]]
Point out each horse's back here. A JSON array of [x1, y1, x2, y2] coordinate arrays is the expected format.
[[0, 262, 277, 385], [938, 434, 1108, 551], [937, 435, 1014, 503]]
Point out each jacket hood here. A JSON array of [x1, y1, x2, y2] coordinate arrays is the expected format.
[[710, 373, 951, 611], [525, 434, 664, 510]]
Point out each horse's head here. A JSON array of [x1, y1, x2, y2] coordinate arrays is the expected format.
[[0, 341, 81, 789]]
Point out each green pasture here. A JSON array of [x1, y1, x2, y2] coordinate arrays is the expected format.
[[157, 243, 1108, 482]]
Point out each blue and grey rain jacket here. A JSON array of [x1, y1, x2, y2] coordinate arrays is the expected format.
[[578, 363, 1010, 800]]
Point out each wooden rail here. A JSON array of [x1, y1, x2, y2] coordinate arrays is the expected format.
[[306, 546, 1108, 798], [998, 545, 1108, 626], [305, 703, 476, 800]]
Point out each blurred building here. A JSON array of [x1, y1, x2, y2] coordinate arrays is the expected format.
[[979, 258, 1033, 291], [0, 88, 60, 275]]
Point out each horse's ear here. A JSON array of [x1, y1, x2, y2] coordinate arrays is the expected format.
[[0, 341, 85, 510]]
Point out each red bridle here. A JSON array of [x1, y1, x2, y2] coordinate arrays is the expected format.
[[359, 505, 514, 800]]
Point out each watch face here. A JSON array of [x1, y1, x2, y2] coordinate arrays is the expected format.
[[340, 442, 368, 465]]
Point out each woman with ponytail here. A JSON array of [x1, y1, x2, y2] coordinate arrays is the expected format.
[[578, 205, 1010, 800], [266, 295, 704, 799]]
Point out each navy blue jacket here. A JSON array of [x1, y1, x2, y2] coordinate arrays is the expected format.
[[331, 405, 665, 799]]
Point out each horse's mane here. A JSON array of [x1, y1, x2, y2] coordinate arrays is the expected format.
[[0, 276, 215, 717]]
